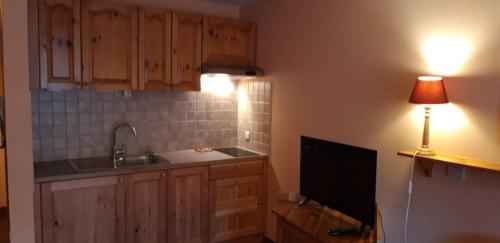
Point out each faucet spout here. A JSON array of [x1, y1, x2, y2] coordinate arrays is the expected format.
[[115, 123, 137, 137], [112, 123, 138, 168]]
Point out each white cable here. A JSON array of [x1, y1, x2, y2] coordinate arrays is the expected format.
[[404, 151, 419, 243]]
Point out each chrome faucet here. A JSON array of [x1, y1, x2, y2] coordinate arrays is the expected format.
[[111, 123, 137, 168]]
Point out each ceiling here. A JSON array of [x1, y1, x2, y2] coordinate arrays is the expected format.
[[205, 0, 257, 6]]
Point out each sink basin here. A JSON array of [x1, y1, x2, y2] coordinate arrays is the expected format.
[[68, 154, 171, 172], [120, 154, 162, 167]]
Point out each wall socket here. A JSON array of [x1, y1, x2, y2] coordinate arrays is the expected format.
[[245, 130, 251, 141]]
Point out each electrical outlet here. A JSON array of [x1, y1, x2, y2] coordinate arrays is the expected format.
[[123, 90, 132, 97], [245, 130, 250, 141]]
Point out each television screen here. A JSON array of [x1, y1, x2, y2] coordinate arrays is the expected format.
[[300, 136, 377, 227]]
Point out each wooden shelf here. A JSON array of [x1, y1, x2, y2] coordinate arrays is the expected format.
[[398, 150, 500, 177]]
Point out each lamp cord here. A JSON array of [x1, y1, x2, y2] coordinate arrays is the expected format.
[[404, 151, 419, 243], [380, 208, 386, 243]]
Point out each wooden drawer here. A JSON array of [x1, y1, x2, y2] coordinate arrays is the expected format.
[[209, 175, 262, 212], [209, 205, 262, 243], [209, 161, 263, 180]]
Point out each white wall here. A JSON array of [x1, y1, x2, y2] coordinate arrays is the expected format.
[[242, 0, 500, 242]]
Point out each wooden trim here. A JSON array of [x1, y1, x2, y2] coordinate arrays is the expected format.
[[28, 0, 40, 89], [209, 175, 262, 212], [171, 11, 178, 88], [130, 7, 138, 91], [262, 159, 268, 236], [72, 0, 82, 87], [165, 11, 172, 90], [138, 8, 146, 90], [209, 160, 263, 180], [34, 183, 42, 243], [50, 176, 119, 191], [40, 183, 54, 243]]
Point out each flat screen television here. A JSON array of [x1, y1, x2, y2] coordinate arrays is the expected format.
[[300, 136, 377, 228]]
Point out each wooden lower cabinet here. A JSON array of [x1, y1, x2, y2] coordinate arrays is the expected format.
[[209, 175, 262, 211], [167, 166, 209, 243], [126, 171, 168, 243], [208, 161, 266, 243], [40, 176, 127, 243], [209, 205, 262, 242], [36, 162, 265, 243]]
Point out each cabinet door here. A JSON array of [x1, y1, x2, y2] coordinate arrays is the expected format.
[[41, 176, 126, 243], [209, 175, 262, 212], [82, 0, 138, 90], [126, 171, 168, 243], [209, 206, 261, 242], [202, 16, 256, 65], [138, 9, 171, 91], [172, 12, 202, 91], [39, 0, 81, 90], [167, 166, 209, 243]]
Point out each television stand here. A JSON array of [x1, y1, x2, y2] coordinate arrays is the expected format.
[[273, 200, 380, 243]]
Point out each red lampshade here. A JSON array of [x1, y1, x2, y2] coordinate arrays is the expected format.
[[409, 76, 449, 104]]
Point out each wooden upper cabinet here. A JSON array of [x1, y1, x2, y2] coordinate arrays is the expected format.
[[138, 9, 172, 91], [82, 0, 138, 90], [172, 12, 202, 91], [167, 166, 209, 243], [126, 171, 168, 243], [202, 16, 256, 66], [41, 176, 126, 243], [38, 0, 81, 90]]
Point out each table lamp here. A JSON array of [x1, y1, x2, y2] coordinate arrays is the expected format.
[[409, 76, 449, 156]]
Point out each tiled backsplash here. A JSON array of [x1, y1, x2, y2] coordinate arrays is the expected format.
[[32, 90, 238, 162], [237, 81, 272, 154]]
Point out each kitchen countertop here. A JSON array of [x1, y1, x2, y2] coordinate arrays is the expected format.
[[35, 148, 268, 183]]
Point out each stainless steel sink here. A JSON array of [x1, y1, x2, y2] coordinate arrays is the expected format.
[[120, 154, 162, 167], [68, 154, 171, 172]]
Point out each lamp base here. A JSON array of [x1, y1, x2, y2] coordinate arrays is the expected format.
[[416, 146, 435, 156]]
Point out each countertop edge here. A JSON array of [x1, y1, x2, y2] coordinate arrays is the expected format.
[[35, 154, 269, 183]]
